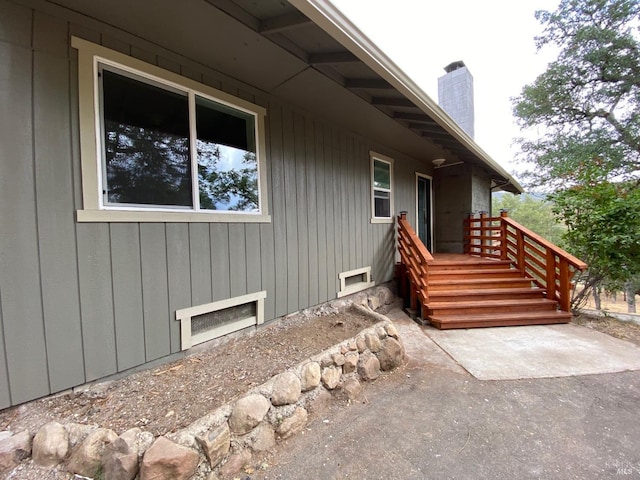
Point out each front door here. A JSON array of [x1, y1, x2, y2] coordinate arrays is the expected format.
[[416, 174, 433, 251]]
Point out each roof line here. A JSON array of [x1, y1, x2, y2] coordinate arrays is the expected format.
[[288, 0, 523, 193]]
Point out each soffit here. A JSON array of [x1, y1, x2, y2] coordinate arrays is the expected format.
[[211, 0, 522, 192], [46, 0, 306, 92], [47, 0, 521, 192]]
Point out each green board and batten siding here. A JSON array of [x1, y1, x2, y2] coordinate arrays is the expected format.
[[0, 2, 423, 408]]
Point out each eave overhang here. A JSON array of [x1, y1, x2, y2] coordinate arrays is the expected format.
[[287, 0, 523, 193]]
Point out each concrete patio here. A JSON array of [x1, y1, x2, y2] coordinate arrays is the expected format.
[[424, 322, 640, 380]]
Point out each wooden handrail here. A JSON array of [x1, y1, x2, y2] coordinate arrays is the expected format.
[[463, 211, 587, 312], [501, 217, 587, 271], [397, 212, 433, 311]]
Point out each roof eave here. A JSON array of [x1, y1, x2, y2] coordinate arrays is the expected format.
[[288, 0, 524, 194]]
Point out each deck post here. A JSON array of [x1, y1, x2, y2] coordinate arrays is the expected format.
[[463, 213, 472, 254], [558, 258, 571, 311], [480, 211, 489, 257], [545, 249, 557, 302], [516, 229, 525, 272], [499, 210, 509, 260]]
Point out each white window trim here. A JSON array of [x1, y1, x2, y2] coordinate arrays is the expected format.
[[370, 151, 394, 224], [72, 36, 270, 223], [175, 290, 266, 350]]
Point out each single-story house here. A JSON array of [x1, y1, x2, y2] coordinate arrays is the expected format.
[[0, 0, 524, 409]]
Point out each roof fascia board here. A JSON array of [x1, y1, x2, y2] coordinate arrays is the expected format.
[[288, 0, 523, 193]]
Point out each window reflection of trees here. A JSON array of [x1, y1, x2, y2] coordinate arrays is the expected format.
[[105, 123, 258, 211], [105, 121, 192, 206], [197, 142, 258, 212], [102, 68, 260, 212]]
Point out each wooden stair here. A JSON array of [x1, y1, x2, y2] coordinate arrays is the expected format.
[[425, 257, 572, 329]]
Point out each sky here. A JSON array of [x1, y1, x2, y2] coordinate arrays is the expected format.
[[329, 0, 561, 180]]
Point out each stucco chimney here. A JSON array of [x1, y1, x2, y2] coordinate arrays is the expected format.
[[438, 61, 475, 138]]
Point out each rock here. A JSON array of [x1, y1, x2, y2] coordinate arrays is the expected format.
[[140, 436, 199, 480], [228, 394, 271, 435], [342, 352, 359, 374], [321, 366, 341, 390], [332, 353, 346, 366], [357, 352, 381, 381], [219, 449, 252, 478], [364, 332, 382, 352], [0, 430, 31, 472], [244, 423, 275, 452], [67, 427, 118, 478], [270, 372, 301, 406], [65, 422, 96, 449], [380, 287, 395, 305], [385, 323, 400, 339], [342, 377, 363, 401], [276, 407, 308, 440], [103, 428, 154, 480], [167, 406, 231, 449], [33, 422, 68, 467], [300, 362, 321, 391], [103, 438, 138, 480], [377, 337, 406, 371], [196, 423, 230, 468], [320, 355, 334, 368], [367, 294, 381, 311], [347, 340, 358, 351], [119, 427, 155, 455], [306, 389, 332, 417], [355, 335, 367, 353], [375, 325, 388, 339]]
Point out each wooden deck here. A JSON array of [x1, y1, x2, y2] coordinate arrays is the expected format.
[[396, 213, 586, 330]]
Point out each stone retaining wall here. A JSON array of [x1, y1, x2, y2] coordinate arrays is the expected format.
[[0, 289, 406, 480]]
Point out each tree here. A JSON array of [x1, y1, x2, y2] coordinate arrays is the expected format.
[[492, 193, 566, 246], [512, 0, 640, 311]]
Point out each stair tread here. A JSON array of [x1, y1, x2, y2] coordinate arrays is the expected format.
[[430, 259, 512, 266], [428, 287, 545, 296], [430, 268, 521, 275], [431, 311, 572, 322], [427, 298, 558, 309], [428, 278, 533, 286]]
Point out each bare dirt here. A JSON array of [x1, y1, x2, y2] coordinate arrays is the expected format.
[[573, 312, 640, 347], [2, 303, 639, 480], [0, 308, 380, 441]]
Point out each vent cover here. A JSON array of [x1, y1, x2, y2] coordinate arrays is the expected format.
[[337, 266, 375, 298], [176, 291, 266, 350]]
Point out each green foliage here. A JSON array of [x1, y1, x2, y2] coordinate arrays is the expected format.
[[513, 0, 640, 188], [492, 193, 566, 246], [552, 182, 640, 284], [512, 0, 640, 307]]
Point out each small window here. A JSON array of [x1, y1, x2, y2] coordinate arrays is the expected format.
[[371, 153, 394, 223], [73, 37, 269, 223]]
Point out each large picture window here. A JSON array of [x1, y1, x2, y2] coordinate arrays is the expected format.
[[73, 37, 269, 222], [371, 153, 394, 223]]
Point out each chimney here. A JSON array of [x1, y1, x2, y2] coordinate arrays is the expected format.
[[438, 61, 475, 138]]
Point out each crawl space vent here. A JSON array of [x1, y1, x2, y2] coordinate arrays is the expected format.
[[337, 266, 375, 298], [176, 291, 266, 350]]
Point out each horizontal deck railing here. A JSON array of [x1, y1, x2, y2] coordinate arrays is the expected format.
[[464, 211, 587, 311], [397, 212, 433, 311]]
